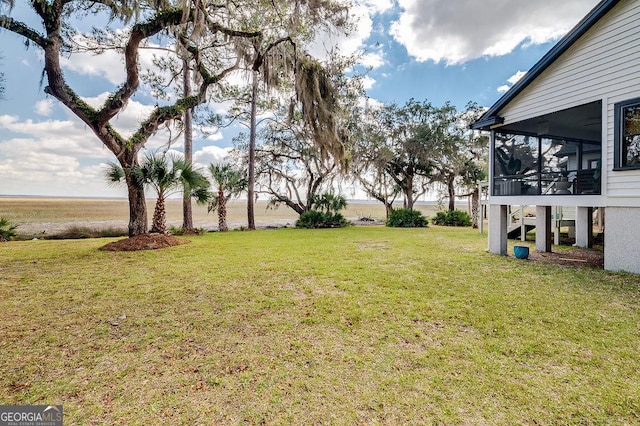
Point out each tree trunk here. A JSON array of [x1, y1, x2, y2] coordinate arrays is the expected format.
[[182, 60, 194, 230], [448, 175, 456, 211], [385, 201, 393, 220], [123, 152, 147, 237], [151, 193, 167, 234], [405, 176, 414, 210], [471, 187, 479, 229], [218, 190, 228, 232], [247, 70, 258, 230], [125, 177, 148, 237]]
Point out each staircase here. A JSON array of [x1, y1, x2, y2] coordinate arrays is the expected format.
[[508, 220, 536, 239], [506, 206, 583, 240]]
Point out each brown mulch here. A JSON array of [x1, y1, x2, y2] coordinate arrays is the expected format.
[[516, 246, 604, 268], [99, 233, 190, 252]]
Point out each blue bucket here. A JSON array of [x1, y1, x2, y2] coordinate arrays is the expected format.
[[513, 245, 530, 259]]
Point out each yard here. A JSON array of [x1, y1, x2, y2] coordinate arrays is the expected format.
[[1, 226, 638, 424]]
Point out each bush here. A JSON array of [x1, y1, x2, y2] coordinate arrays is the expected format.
[[48, 226, 128, 240], [296, 210, 351, 229], [431, 210, 472, 227], [169, 225, 206, 236], [0, 217, 18, 241], [386, 208, 428, 228]]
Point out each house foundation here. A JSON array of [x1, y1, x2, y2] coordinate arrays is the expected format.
[[488, 204, 508, 255], [604, 207, 640, 273], [535, 206, 553, 252], [575, 207, 594, 248]]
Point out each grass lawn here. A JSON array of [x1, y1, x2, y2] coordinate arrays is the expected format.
[[1, 226, 639, 424]]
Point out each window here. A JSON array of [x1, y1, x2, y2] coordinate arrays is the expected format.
[[614, 98, 640, 170]]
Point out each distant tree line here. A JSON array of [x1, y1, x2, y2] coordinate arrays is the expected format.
[[230, 95, 488, 227]]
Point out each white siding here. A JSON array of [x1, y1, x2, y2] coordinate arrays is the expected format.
[[496, 0, 640, 202]]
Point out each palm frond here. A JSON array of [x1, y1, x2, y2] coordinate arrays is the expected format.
[[104, 162, 125, 186], [190, 186, 212, 205]]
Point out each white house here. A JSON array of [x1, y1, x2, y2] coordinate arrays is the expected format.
[[471, 0, 640, 273]]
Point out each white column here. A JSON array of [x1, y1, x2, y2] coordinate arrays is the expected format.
[[536, 205, 552, 253], [488, 204, 508, 255], [575, 206, 594, 248], [553, 206, 560, 245], [520, 205, 526, 242]]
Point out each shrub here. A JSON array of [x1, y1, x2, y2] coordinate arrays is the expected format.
[[431, 210, 472, 227], [386, 208, 428, 228], [169, 226, 206, 236], [0, 217, 18, 241], [296, 210, 351, 229], [48, 226, 128, 240]]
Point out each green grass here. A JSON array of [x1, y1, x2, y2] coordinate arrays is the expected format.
[[1, 226, 639, 424]]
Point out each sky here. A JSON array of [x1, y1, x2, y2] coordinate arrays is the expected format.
[[0, 0, 601, 198]]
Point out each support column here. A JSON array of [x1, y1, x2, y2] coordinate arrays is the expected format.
[[536, 205, 552, 253], [519, 205, 526, 242], [488, 204, 508, 255], [553, 206, 560, 245], [575, 206, 594, 248]]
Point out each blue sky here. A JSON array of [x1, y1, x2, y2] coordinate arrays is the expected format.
[[0, 0, 600, 197]]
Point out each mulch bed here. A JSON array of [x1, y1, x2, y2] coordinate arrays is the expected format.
[[99, 233, 190, 252], [518, 246, 604, 268]]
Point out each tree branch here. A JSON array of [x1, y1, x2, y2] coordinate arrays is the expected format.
[[0, 15, 48, 47]]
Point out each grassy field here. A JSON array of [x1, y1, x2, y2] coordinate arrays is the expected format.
[[0, 197, 446, 235], [1, 226, 639, 424], [0, 197, 446, 224]]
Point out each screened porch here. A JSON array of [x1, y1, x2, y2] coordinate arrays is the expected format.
[[492, 101, 602, 196]]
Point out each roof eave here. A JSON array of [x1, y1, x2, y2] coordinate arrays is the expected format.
[[471, 0, 620, 128], [470, 116, 504, 130]]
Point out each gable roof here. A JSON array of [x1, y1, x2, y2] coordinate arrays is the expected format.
[[471, 0, 621, 130]]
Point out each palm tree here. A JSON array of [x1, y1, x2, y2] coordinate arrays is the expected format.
[[311, 192, 347, 214], [106, 153, 210, 234], [208, 163, 247, 232]]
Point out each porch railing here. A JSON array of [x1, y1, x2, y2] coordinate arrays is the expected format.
[[493, 170, 600, 196]]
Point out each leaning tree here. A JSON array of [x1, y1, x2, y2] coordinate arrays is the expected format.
[[0, 0, 350, 236]]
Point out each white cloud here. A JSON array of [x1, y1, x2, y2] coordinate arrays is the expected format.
[[34, 99, 55, 117], [0, 115, 109, 158], [0, 102, 179, 197], [361, 75, 376, 90], [309, 3, 374, 60], [60, 32, 164, 85], [0, 130, 119, 197], [358, 96, 384, 112], [61, 48, 126, 84], [205, 131, 224, 141], [497, 70, 528, 93], [359, 0, 394, 14], [390, 0, 598, 65], [360, 48, 386, 69], [194, 145, 231, 167], [507, 70, 528, 85]]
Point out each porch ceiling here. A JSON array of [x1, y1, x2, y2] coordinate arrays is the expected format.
[[496, 101, 602, 143]]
